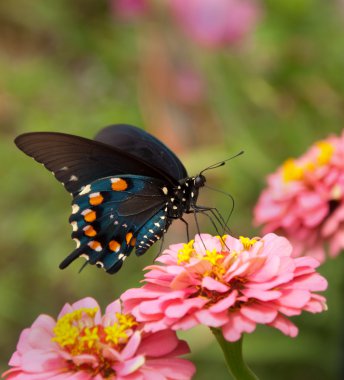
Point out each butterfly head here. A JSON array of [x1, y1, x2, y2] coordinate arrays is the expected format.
[[194, 174, 206, 189]]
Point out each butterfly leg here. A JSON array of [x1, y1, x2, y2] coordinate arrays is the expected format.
[[190, 208, 207, 250], [180, 217, 190, 242], [154, 233, 165, 260], [193, 205, 231, 234], [192, 206, 231, 251]]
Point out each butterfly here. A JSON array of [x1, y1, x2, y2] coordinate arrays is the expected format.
[[15, 124, 212, 274]]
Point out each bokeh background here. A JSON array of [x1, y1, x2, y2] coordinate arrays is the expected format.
[[1, 0, 344, 379]]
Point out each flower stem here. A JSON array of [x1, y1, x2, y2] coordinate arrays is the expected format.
[[211, 328, 259, 380]]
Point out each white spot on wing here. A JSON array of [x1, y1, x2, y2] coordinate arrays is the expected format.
[[73, 238, 80, 248], [79, 184, 91, 195], [71, 221, 78, 232], [69, 175, 78, 182], [72, 204, 80, 214]]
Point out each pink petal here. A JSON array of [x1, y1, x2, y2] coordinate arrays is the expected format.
[[143, 358, 196, 379], [248, 255, 281, 282], [222, 312, 256, 342], [268, 314, 298, 337], [241, 288, 281, 301], [290, 273, 328, 292], [172, 314, 199, 330], [71, 354, 98, 367], [240, 303, 277, 324], [209, 290, 238, 312], [121, 332, 141, 360], [114, 355, 145, 376], [202, 276, 230, 292], [105, 299, 122, 315], [277, 289, 311, 308], [195, 309, 228, 327], [303, 294, 327, 313], [164, 298, 207, 318], [21, 350, 64, 372], [137, 330, 179, 357]]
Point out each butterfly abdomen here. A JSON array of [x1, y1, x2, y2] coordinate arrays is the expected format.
[[135, 210, 172, 256]]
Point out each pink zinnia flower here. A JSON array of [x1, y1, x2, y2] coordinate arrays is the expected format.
[[110, 0, 148, 21], [3, 297, 195, 380], [169, 0, 261, 48], [122, 233, 327, 342], [254, 132, 344, 262]]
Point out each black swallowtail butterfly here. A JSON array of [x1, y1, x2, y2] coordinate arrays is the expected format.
[[15, 124, 222, 274]]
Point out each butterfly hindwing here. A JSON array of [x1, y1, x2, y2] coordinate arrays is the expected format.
[[61, 175, 169, 273]]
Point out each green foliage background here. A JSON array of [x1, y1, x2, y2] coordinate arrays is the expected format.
[[1, 1, 344, 379]]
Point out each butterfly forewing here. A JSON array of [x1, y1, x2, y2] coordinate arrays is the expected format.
[[94, 124, 187, 181], [15, 129, 180, 196]]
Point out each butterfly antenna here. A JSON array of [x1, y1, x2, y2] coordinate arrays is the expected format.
[[200, 150, 244, 176]]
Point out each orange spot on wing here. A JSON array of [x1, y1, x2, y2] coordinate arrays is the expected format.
[[109, 240, 120, 252], [84, 210, 96, 222], [89, 193, 104, 206], [83, 225, 97, 237], [111, 178, 128, 191], [88, 241, 102, 251], [126, 232, 135, 245]]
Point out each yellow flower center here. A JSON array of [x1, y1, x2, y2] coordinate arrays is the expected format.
[[177, 240, 195, 264], [239, 236, 257, 250], [316, 141, 334, 165], [52, 307, 138, 376], [178, 236, 263, 309], [282, 159, 304, 182], [282, 140, 334, 183]]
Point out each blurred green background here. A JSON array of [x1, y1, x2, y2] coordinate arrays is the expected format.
[[1, 1, 344, 379]]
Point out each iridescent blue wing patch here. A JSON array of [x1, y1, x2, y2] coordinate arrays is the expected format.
[[60, 175, 169, 273]]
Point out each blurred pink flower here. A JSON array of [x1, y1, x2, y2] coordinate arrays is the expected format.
[[254, 132, 344, 262], [169, 0, 261, 48], [3, 297, 195, 380], [122, 234, 327, 342], [110, 0, 148, 21]]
